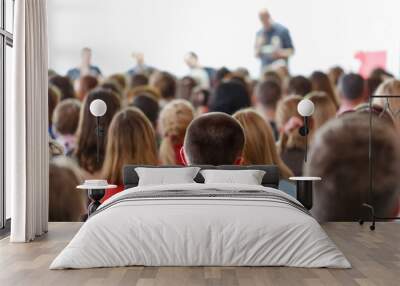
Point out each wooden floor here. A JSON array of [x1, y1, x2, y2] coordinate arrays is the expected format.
[[0, 222, 399, 286]]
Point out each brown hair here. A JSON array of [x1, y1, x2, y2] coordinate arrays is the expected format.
[[306, 113, 400, 221], [101, 107, 158, 185], [48, 85, 61, 125], [159, 99, 195, 164], [75, 89, 121, 174], [77, 75, 98, 101], [256, 80, 282, 110], [184, 112, 245, 165], [49, 157, 86, 221], [307, 92, 337, 138], [53, 99, 81, 135], [310, 71, 339, 108], [109, 73, 127, 91], [149, 71, 177, 100], [49, 75, 76, 100], [233, 109, 293, 178], [276, 95, 306, 153]]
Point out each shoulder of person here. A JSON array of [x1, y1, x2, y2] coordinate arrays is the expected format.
[[273, 22, 289, 33]]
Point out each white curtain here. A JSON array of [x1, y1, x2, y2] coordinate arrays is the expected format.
[[7, 0, 49, 242]]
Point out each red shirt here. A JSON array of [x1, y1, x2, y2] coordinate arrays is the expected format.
[[174, 143, 185, 165], [100, 185, 124, 204]]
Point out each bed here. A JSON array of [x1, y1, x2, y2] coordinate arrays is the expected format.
[[50, 165, 350, 269]]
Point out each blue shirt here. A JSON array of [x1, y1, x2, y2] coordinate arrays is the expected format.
[[66, 65, 102, 81], [257, 23, 294, 68]]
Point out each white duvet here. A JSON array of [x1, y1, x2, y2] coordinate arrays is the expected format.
[[50, 183, 350, 269]]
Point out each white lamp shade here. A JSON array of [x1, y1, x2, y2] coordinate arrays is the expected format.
[[89, 99, 107, 117], [297, 99, 315, 117]]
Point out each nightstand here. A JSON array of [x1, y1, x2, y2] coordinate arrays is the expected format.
[[289, 176, 321, 210]]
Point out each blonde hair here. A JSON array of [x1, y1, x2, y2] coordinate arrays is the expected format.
[[159, 99, 195, 164], [101, 107, 158, 185], [374, 79, 400, 130], [307, 91, 337, 140], [276, 95, 306, 154], [233, 109, 294, 179]]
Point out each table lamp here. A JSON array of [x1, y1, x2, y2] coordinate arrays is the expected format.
[[297, 98, 315, 162], [89, 99, 107, 165]]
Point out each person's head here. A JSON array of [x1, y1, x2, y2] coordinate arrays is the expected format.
[[255, 80, 282, 111], [262, 70, 283, 87], [130, 93, 159, 129], [132, 52, 145, 66], [306, 113, 400, 221], [53, 99, 81, 136], [310, 71, 339, 108], [259, 8, 272, 30], [372, 79, 400, 129], [183, 112, 245, 165], [100, 79, 123, 97], [159, 99, 195, 165], [49, 75, 76, 100], [149, 71, 177, 101], [48, 85, 61, 126], [109, 74, 127, 91], [184, 52, 199, 69], [370, 67, 394, 81], [177, 76, 197, 100], [129, 73, 149, 89], [49, 156, 86, 221], [102, 107, 158, 185], [307, 91, 337, 134], [328, 66, 344, 87], [75, 88, 121, 174], [338, 73, 366, 103], [191, 87, 210, 110], [81, 47, 92, 66], [233, 109, 293, 179], [367, 76, 382, 98], [125, 85, 161, 104], [276, 95, 306, 153], [77, 75, 98, 101], [209, 80, 251, 115], [287, 76, 312, 97]]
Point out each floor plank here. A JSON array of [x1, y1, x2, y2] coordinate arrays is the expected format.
[[0, 222, 399, 286]]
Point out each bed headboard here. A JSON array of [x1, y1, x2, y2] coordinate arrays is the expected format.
[[123, 165, 280, 189]]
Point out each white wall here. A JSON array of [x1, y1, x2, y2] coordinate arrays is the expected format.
[[48, 0, 400, 78]]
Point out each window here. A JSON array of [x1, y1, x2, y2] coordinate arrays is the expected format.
[[0, 0, 14, 231]]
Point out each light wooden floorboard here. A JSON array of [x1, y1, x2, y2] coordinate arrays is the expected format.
[[0, 222, 399, 286]]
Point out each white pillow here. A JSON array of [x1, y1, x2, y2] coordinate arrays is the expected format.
[[135, 167, 201, 186], [200, 169, 266, 185]]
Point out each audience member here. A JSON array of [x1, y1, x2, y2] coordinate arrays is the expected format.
[[49, 156, 86, 221], [75, 89, 121, 176], [287, 75, 312, 97], [254, 79, 282, 140], [306, 113, 400, 221], [374, 79, 400, 130], [191, 87, 210, 115], [101, 107, 158, 202], [213, 67, 231, 88], [130, 94, 159, 129], [369, 67, 394, 82], [100, 79, 123, 97], [177, 76, 197, 100], [233, 109, 293, 178], [67, 47, 102, 81], [310, 71, 339, 108], [77, 75, 98, 101], [209, 80, 251, 115], [337, 73, 366, 115], [149, 71, 177, 106], [52, 99, 81, 156], [49, 75, 76, 100], [159, 99, 195, 165], [109, 74, 127, 91], [276, 95, 306, 176], [48, 85, 61, 139], [328, 66, 344, 87], [183, 112, 245, 165], [261, 70, 283, 87], [307, 91, 337, 138], [125, 85, 161, 104], [128, 73, 149, 89]]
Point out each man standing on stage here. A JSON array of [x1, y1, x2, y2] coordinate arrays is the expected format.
[[255, 9, 294, 73]]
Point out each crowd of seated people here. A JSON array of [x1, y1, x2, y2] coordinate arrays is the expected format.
[[48, 51, 400, 223]]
